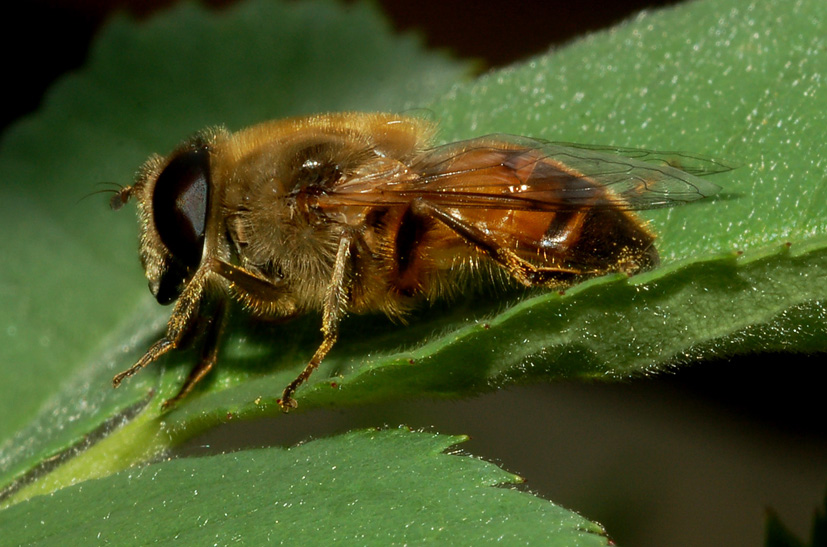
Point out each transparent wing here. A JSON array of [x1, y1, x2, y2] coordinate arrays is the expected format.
[[326, 134, 724, 212], [547, 141, 734, 176]]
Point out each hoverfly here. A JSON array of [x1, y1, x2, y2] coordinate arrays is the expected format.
[[110, 112, 723, 410]]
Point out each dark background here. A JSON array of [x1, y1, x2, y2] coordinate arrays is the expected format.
[[3, 1, 824, 546]]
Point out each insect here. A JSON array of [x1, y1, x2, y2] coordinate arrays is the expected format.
[[110, 112, 723, 411]]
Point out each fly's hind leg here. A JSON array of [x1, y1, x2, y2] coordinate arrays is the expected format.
[[410, 199, 590, 287]]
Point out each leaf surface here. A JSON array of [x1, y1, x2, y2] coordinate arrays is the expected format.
[[0, 430, 610, 545]]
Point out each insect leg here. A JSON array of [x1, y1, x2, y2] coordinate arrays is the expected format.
[[279, 230, 354, 411], [112, 271, 207, 390], [161, 299, 227, 409], [212, 258, 296, 308], [410, 199, 588, 287]]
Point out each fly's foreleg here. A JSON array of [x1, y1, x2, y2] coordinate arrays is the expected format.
[[160, 299, 227, 409], [112, 271, 207, 391]]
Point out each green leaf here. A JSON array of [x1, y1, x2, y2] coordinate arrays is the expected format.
[[2, 0, 825, 510], [0, 429, 610, 545]]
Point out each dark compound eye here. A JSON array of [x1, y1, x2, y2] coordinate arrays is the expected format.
[[151, 146, 210, 303], [150, 260, 190, 305], [153, 146, 210, 264]]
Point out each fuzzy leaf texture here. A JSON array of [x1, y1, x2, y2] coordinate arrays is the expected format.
[[0, 429, 610, 545], [1, 0, 825, 515]]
